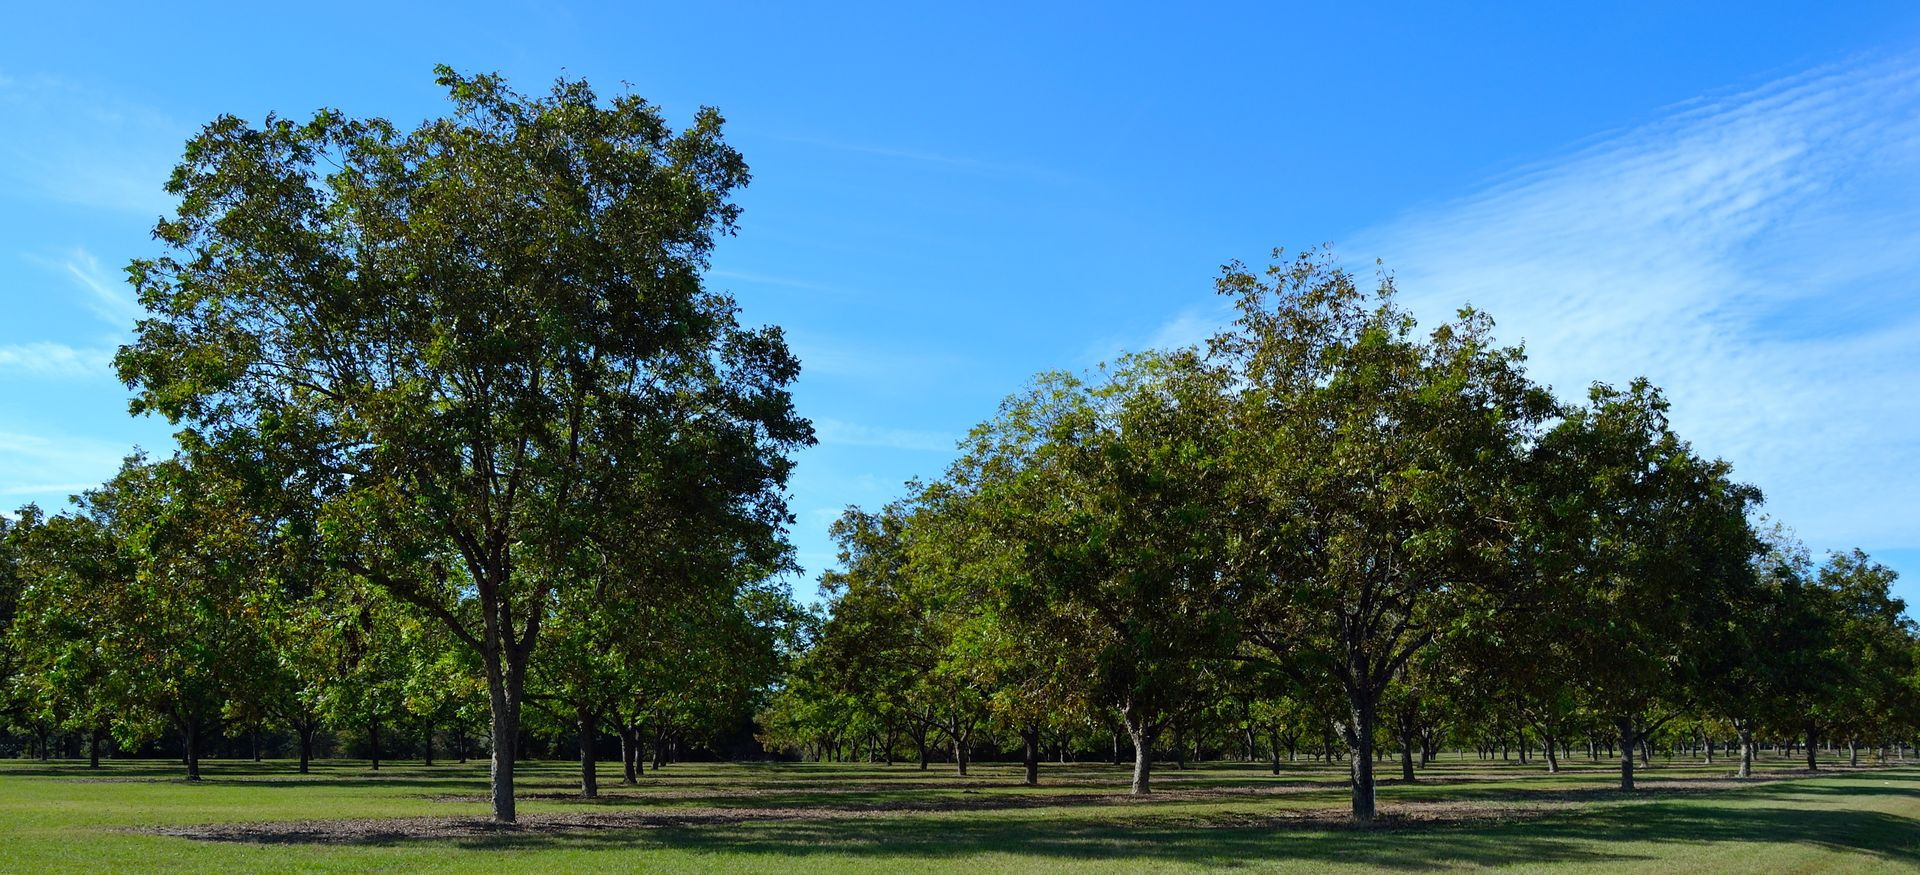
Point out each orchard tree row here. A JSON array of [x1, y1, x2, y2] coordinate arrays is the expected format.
[[0, 67, 1908, 829], [759, 252, 1917, 822], [0, 455, 796, 792]]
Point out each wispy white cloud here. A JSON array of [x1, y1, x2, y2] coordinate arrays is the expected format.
[[0, 341, 112, 378], [0, 72, 182, 215], [1147, 304, 1229, 352], [785, 332, 971, 388], [0, 430, 135, 511], [812, 417, 958, 452], [0, 430, 131, 470], [1078, 300, 1232, 367], [20, 247, 146, 329], [0, 483, 94, 497], [61, 249, 145, 327], [766, 132, 1074, 184], [709, 268, 844, 294], [1128, 54, 1920, 551], [1339, 53, 1920, 550]]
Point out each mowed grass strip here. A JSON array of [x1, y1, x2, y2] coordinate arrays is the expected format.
[[1, 756, 1917, 873]]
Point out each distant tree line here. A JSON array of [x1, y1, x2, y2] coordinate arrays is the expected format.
[[759, 252, 1917, 822]]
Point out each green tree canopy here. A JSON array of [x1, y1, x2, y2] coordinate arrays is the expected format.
[[116, 67, 810, 820]]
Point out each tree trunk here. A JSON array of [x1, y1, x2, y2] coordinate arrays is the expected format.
[[369, 717, 381, 771], [620, 725, 639, 784], [183, 720, 202, 782], [423, 721, 434, 766], [1738, 725, 1755, 779], [1618, 720, 1636, 791], [1849, 737, 1859, 768], [1268, 728, 1282, 776], [252, 723, 263, 763], [1542, 729, 1559, 774], [298, 723, 315, 775], [1020, 725, 1040, 786], [486, 658, 525, 823], [1172, 723, 1186, 770], [1805, 723, 1818, 772], [88, 725, 103, 769], [1127, 722, 1155, 795], [1345, 696, 1379, 822], [1399, 723, 1416, 782], [578, 709, 599, 798]]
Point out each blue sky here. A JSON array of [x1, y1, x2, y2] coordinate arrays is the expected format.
[[2, 2, 1917, 606]]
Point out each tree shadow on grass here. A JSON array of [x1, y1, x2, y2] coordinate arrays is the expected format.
[[439, 801, 1920, 871], [157, 783, 1920, 872]]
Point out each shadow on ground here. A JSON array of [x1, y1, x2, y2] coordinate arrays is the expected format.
[[452, 798, 1920, 871], [137, 770, 1920, 871]]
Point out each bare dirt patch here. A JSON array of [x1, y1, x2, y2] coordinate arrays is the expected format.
[[144, 806, 879, 844]]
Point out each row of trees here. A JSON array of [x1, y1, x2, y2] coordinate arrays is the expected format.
[[0, 454, 794, 787], [761, 252, 1917, 822], [0, 67, 1908, 829]]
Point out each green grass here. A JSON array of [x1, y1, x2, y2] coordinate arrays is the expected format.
[[2, 752, 1918, 872]]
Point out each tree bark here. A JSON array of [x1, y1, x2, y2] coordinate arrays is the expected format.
[[1738, 725, 1754, 778], [1618, 719, 1636, 791], [1127, 723, 1155, 795], [487, 658, 525, 823], [183, 720, 202, 782], [369, 717, 381, 771], [1805, 723, 1818, 772], [619, 725, 639, 784], [423, 721, 434, 766], [1268, 728, 1282, 776], [1344, 695, 1379, 822], [578, 709, 599, 798], [1020, 725, 1040, 786], [298, 722, 315, 774]]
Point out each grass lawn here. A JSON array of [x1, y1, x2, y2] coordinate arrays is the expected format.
[[2, 752, 1917, 872]]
